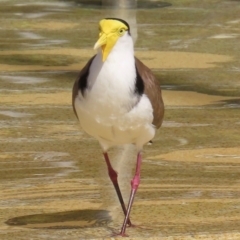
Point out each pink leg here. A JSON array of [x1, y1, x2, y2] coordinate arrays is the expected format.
[[103, 152, 132, 226], [119, 152, 142, 237]]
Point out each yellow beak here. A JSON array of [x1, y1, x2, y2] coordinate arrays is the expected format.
[[93, 32, 109, 62], [93, 32, 118, 62], [94, 33, 107, 51]]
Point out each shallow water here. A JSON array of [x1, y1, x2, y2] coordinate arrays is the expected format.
[[0, 0, 240, 239]]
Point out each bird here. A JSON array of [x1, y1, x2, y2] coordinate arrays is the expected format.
[[72, 18, 164, 236]]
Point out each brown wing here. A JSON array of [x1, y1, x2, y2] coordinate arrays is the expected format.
[[72, 55, 96, 119], [135, 57, 164, 129]]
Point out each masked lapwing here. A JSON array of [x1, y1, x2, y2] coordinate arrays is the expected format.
[[72, 18, 164, 236]]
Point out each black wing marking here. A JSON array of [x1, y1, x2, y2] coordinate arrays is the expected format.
[[78, 56, 95, 96], [135, 65, 144, 95], [72, 55, 96, 119]]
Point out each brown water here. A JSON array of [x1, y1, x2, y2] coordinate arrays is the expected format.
[[0, 0, 240, 239]]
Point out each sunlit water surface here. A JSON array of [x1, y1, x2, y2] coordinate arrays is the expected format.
[[0, 0, 240, 239]]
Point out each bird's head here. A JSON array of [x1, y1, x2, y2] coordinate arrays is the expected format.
[[94, 18, 130, 62]]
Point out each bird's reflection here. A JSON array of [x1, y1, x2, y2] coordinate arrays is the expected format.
[[72, 0, 171, 43], [72, 0, 138, 43], [102, 0, 138, 43], [102, 0, 136, 8]]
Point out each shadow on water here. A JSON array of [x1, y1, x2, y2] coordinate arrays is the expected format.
[[212, 98, 240, 108], [1, 0, 240, 239], [5, 209, 111, 229], [68, 0, 171, 9]]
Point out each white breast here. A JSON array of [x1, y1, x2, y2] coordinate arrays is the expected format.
[[75, 34, 155, 151]]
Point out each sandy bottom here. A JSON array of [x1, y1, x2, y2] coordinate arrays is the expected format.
[[0, 29, 239, 240], [149, 147, 240, 163], [1, 1, 240, 239], [0, 49, 233, 72], [19, 21, 79, 30], [0, 90, 235, 106]]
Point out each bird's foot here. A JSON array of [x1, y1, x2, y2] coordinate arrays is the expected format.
[[110, 224, 151, 237]]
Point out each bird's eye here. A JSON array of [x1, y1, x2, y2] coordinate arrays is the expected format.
[[119, 28, 125, 35]]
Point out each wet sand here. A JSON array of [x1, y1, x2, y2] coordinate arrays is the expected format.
[[0, 0, 240, 239], [1, 69, 239, 240], [0, 49, 233, 72], [0, 90, 236, 106], [149, 147, 240, 163]]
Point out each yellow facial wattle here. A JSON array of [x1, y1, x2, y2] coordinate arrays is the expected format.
[[93, 19, 128, 62]]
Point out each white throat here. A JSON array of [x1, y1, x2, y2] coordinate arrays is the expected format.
[[78, 33, 138, 124]]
